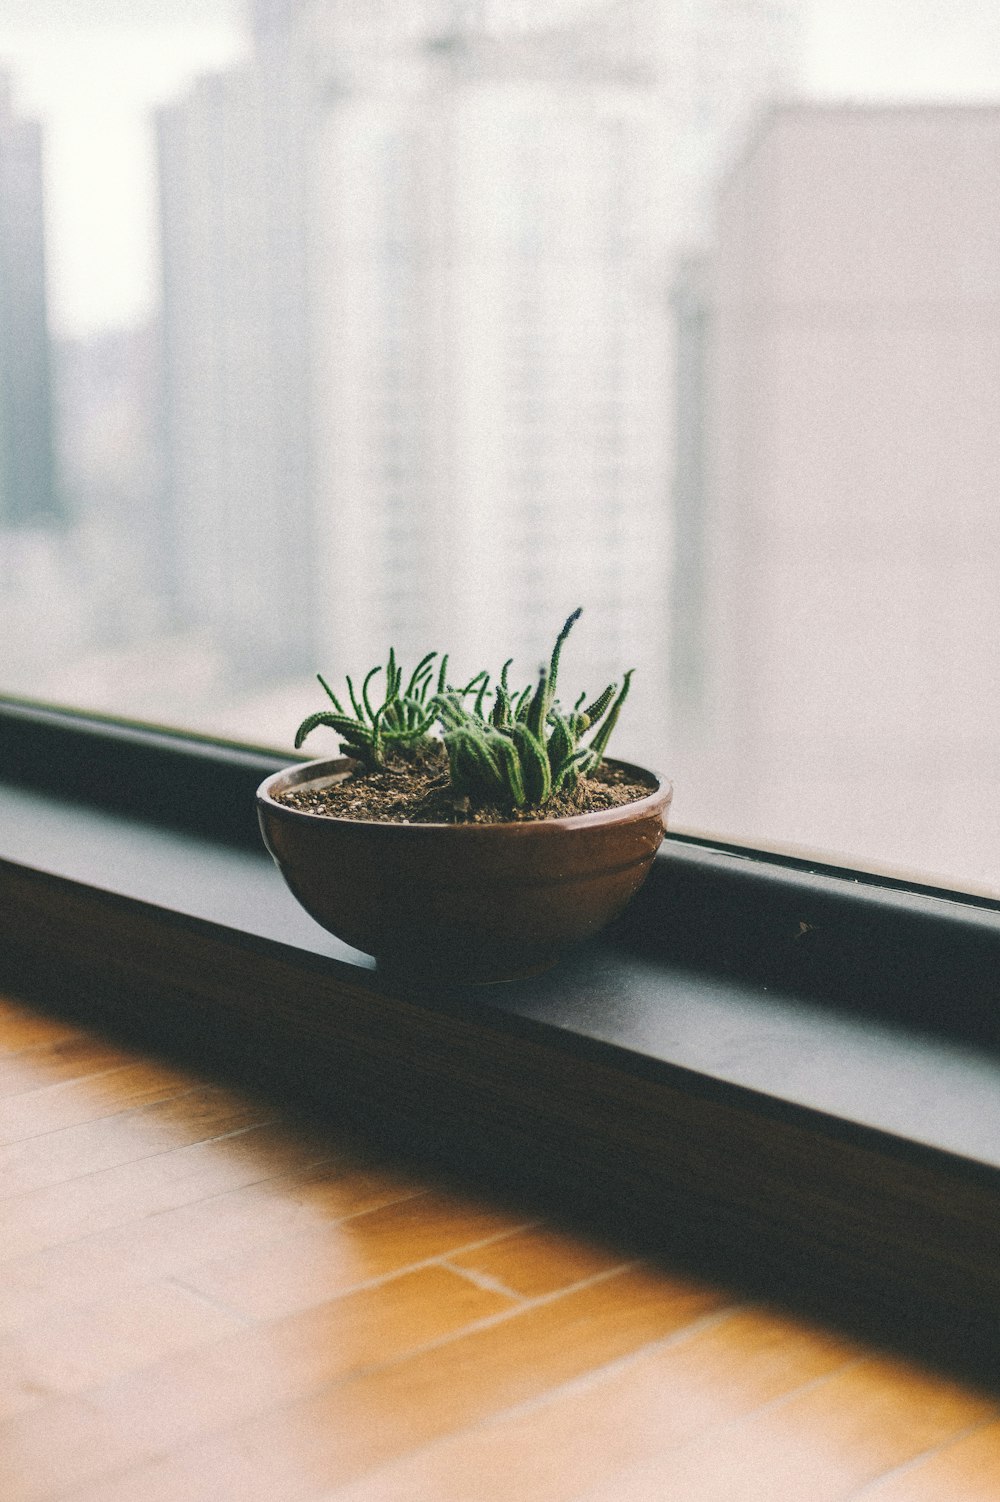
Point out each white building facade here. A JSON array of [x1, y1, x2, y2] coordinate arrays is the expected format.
[[157, 37, 317, 680], [672, 104, 1000, 890], [309, 0, 796, 754], [156, 0, 795, 747]]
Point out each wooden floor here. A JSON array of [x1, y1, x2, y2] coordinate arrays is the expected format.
[[0, 991, 998, 1502]]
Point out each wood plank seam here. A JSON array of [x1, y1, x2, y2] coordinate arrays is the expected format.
[[0, 1104, 283, 1204], [290, 1264, 642, 1383], [436, 1257, 531, 1302], [0, 1074, 202, 1148], [667, 1348, 869, 1435], [0, 1124, 345, 1258], [0, 1060, 139, 1103], [160, 1277, 258, 1330], [839, 1412, 1000, 1500], [171, 1218, 541, 1322]]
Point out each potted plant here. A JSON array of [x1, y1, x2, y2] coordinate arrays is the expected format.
[[256, 609, 671, 982]]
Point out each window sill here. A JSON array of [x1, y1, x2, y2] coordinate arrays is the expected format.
[[2, 697, 999, 1381]]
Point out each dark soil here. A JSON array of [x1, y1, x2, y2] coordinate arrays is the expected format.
[[275, 743, 653, 824]]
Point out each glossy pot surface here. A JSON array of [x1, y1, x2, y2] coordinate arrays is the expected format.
[[257, 756, 672, 982]]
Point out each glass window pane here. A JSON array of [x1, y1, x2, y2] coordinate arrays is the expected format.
[[2, 1, 1000, 896]]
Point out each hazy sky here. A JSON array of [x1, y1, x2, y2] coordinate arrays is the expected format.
[[3, 0, 1000, 337]]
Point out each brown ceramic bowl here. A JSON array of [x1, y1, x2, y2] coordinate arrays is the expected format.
[[257, 756, 672, 983]]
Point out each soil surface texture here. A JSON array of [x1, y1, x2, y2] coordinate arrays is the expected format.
[[275, 745, 653, 824]]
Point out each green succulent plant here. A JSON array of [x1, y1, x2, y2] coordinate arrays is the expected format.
[[295, 608, 633, 808], [432, 609, 632, 809], [294, 648, 447, 771]]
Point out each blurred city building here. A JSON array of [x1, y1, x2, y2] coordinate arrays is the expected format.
[[0, 73, 82, 698], [0, 72, 59, 529], [157, 0, 795, 747], [671, 104, 1000, 887], [309, 0, 796, 751], [156, 16, 317, 681], [53, 325, 164, 648]]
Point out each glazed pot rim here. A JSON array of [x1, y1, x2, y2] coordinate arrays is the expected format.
[[257, 754, 672, 834]]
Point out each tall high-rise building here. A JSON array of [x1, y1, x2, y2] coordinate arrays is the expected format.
[[157, 0, 795, 740], [0, 73, 59, 529], [309, 0, 795, 754], [670, 104, 1000, 887], [156, 27, 317, 679]]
